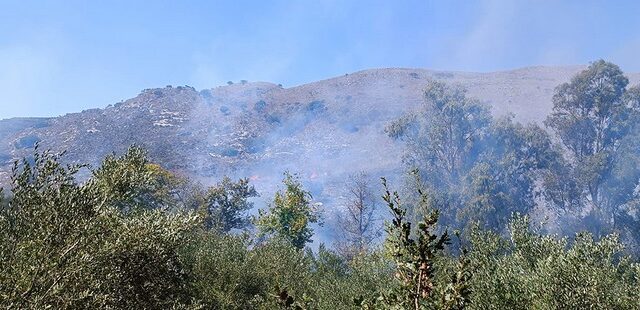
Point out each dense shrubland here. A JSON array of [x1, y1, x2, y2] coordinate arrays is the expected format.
[[1, 60, 640, 309]]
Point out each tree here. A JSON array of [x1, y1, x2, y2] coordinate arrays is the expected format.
[[92, 146, 157, 212], [0, 148, 103, 308], [544, 60, 640, 240], [335, 172, 381, 259], [387, 81, 491, 228], [141, 163, 207, 213], [384, 177, 450, 309], [92, 147, 205, 213], [624, 85, 640, 111], [389, 81, 555, 231], [545, 60, 630, 208], [461, 118, 558, 229], [357, 177, 471, 310], [387, 81, 492, 190], [202, 176, 258, 232], [546, 60, 630, 159], [255, 172, 320, 249]]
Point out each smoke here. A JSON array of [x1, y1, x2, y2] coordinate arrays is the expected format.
[[174, 71, 422, 247]]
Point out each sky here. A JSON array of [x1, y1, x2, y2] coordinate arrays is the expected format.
[[1, 0, 639, 119]]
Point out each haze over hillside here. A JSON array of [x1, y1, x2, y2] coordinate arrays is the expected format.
[[2, 65, 639, 212]]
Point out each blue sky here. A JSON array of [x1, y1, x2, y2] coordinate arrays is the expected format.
[[1, 0, 639, 119]]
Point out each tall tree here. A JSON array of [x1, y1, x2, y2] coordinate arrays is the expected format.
[[544, 60, 640, 239], [546, 60, 630, 157], [461, 117, 558, 229], [255, 172, 320, 249], [389, 81, 555, 230], [387, 81, 491, 190]]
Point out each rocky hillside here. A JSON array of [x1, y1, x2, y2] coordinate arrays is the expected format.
[[2, 66, 639, 207]]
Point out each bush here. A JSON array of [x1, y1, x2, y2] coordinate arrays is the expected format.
[[0, 147, 200, 309], [467, 215, 640, 309], [3, 145, 640, 309]]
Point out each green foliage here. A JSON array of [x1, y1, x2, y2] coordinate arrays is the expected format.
[[358, 177, 471, 310], [544, 60, 640, 243], [92, 147, 206, 214], [391, 63, 640, 246], [307, 245, 393, 309], [269, 286, 314, 309], [383, 177, 450, 308], [0, 149, 392, 309], [460, 118, 558, 229], [202, 176, 258, 232], [389, 81, 555, 231], [1, 148, 104, 308], [441, 248, 472, 310], [388, 81, 491, 189], [145, 163, 206, 211], [183, 231, 389, 309], [545, 60, 630, 159], [92, 146, 155, 212], [467, 215, 640, 309], [0, 146, 201, 309], [2, 142, 640, 309], [94, 209, 200, 309], [183, 232, 268, 309], [255, 172, 320, 249]]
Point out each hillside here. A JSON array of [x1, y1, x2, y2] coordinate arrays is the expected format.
[[2, 66, 639, 208]]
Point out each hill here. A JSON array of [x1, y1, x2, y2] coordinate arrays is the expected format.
[[2, 66, 639, 209]]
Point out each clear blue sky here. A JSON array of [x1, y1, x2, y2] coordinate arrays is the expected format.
[[1, 0, 639, 119]]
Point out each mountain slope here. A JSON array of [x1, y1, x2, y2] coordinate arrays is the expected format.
[[1, 66, 639, 206]]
